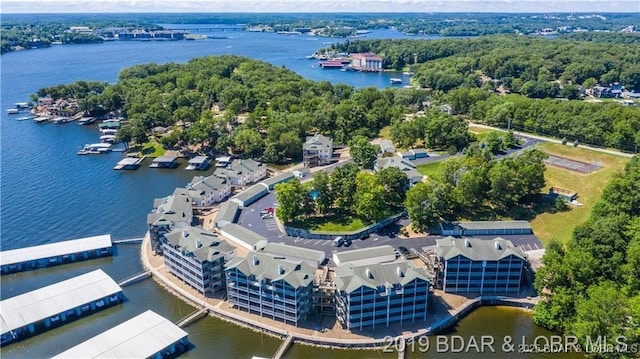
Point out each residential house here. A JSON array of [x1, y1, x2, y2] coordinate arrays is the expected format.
[[435, 236, 527, 295], [379, 139, 396, 154], [303, 134, 333, 167], [162, 226, 236, 295], [374, 157, 423, 187], [333, 259, 430, 330], [225, 252, 316, 326]]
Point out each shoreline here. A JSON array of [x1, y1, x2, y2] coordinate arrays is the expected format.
[[139, 233, 538, 351]]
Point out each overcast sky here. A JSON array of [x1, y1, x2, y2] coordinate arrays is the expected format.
[[1, 0, 639, 13]]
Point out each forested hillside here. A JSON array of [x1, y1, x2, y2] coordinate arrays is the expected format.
[[329, 35, 640, 92]]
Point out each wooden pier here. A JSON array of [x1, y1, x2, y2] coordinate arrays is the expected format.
[[118, 270, 151, 287], [272, 334, 294, 359], [176, 307, 208, 328]]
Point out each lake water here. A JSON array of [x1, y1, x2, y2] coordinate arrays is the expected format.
[[0, 25, 582, 358]]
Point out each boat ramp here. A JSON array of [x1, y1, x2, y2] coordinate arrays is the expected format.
[[0, 234, 113, 275], [0, 269, 124, 346], [114, 156, 146, 170], [52, 310, 190, 359]]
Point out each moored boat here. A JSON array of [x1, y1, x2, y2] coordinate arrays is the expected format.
[[77, 143, 112, 155], [390, 78, 403, 84], [6, 108, 19, 115], [33, 116, 51, 124]]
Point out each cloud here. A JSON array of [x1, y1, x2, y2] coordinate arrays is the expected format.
[[2, 0, 639, 13]]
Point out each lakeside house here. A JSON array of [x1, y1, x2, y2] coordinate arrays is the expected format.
[[186, 175, 232, 206], [147, 188, 195, 254], [162, 226, 236, 295], [333, 258, 430, 330], [303, 134, 333, 167], [225, 252, 316, 327], [435, 236, 527, 295], [374, 157, 422, 187]]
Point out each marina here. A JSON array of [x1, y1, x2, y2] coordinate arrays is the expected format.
[[52, 310, 190, 359], [0, 24, 572, 359], [0, 269, 124, 346], [0, 234, 113, 274]]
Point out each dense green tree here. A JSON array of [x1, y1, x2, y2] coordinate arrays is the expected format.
[[354, 172, 387, 222], [275, 179, 306, 223], [377, 166, 409, 206], [349, 135, 378, 169], [311, 171, 333, 215], [329, 162, 359, 211]]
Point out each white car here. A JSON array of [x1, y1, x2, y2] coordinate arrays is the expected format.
[[261, 213, 274, 219]]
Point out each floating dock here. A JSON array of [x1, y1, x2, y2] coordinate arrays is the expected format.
[[113, 156, 145, 170], [52, 310, 190, 359], [0, 269, 124, 346], [185, 155, 211, 170], [0, 234, 113, 275], [149, 155, 179, 168]]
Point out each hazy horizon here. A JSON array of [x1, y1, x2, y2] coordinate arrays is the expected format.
[[2, 0, 639, 14]]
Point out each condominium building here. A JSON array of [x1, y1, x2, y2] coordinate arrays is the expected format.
[[436, 236, 527, 295], [214, 158, 267, 186], [374, 157, 423, 187], [147, 188, 194, 253], [225, 252, 315, 326], [186, 175, 232, 206], [162, 226, 236, 295], [333, 259, 430, 330]]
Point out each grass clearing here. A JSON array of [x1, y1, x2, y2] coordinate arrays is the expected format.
[[129, 140, 166, 157], [530, 142, 629, 245], [416, 161, 442, 179], [290, 213, 366, 232], [378, 126, 392, 140]]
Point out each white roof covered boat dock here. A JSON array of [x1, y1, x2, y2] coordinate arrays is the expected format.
[[0, 234, 113, 274], [53, 310, 190, 359], [0, 269, 124, 346]]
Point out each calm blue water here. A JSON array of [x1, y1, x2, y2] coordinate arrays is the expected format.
[[0, 26, 577, 359]]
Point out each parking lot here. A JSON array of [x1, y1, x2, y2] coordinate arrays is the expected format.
[[235, 191, 544, 266]]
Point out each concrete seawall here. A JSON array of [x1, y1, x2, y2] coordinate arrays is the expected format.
[[140, 233, 538, 350]]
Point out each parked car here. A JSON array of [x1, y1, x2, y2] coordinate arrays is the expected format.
[[333, 236, 344, 247], [261, 213, 273, 219]]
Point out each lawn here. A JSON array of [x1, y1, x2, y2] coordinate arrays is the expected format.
[[468, 127, 503, 143], [378, 126, 392, 140], [530, 142, 629, 245], [128, 140, 166, 157], [416, 161, 442, 179], [290, 213, 366, 232]]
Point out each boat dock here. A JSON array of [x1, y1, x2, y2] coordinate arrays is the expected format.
[[318, 60, 345, 69], [185, 155, 211, 170], [52, 310, 190, 359], [0, 234, 113, 275], [272, 334, 294, 359], [114, 156, 145, 170], [78, 143, 112, 155], [176, 307, 208, 328], [118, 270, 152, 287], [0, 269, 124, 346], [149, 155, 179, 169], [33, 116, 51, 124]]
